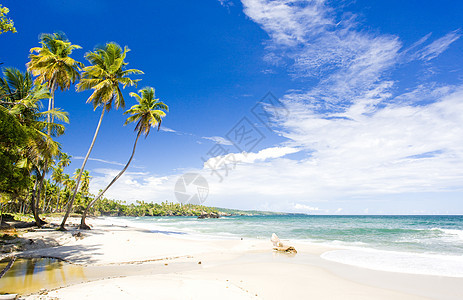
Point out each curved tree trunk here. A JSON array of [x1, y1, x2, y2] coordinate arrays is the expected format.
[[60, 108, 105, 231], [80, 131, 141, 230], [54, 185, 61, 213], [31, 176, 42, 227]]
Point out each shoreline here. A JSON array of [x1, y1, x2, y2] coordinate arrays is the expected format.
[[2, 217, 462, 299]]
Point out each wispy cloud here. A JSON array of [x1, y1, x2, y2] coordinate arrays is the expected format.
[[159, 125, 235, 146], [218, 0, 235, 7], [201, 136, 233, 145], [73, 156, 126, 167], [159, 126, 177, 133], [417, 30, 460, 61]]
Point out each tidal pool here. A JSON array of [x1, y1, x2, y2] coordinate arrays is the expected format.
[[0, 256, 201, 295], [0, 257, 86, 294]]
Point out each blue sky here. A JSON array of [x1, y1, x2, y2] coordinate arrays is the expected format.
[[2, 0, 463, 214]]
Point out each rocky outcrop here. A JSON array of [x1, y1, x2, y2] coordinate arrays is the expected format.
[[197, 212, 220, 219]]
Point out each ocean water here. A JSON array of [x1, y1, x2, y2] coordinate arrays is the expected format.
[[106, 215, 463, 277]]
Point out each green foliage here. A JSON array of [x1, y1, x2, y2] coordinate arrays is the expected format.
[[0, 5, 16, 35], [77, 42, 143, 111], [92, 200, 220, 217], [27, 32, 83, 92], [126, 87, 168, 135], [0, 106, 29, 194]]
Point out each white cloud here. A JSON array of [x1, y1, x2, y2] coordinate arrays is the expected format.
[[218, 0, 234, 7], [293, 203, 320, 212], [73, 156, 126, 167], [242, 0, 401, 80], [242, 0, 333, 47], [201, 136, 234, 145], [203, 146, 299, 167], [159, 126, 177, 133], [159, 126, 235, 146], [89, 168, 173, 202], [418, 31, 460, 61]]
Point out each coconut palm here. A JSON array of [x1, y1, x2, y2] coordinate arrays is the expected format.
[[60, 42, 143, 230], [80, 170, 91, 197], [27, 33, 82, 220], [13, 98, 67, 225], [58, 152, 71, 168], [1, 67, 68, 226], [27, 32, 83, 116], [58, 173, 73, 212], [51, 166, 63, 212], [80, 87, 167, 229]]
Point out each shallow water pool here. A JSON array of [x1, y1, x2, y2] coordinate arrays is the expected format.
[[0, 257, 86, 294]]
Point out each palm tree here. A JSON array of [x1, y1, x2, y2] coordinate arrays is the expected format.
[[60, 42, 143, 230], [80, 87, 167, 229], [80, 170, 91, 198], [27, 33, 82, 219], [58, 152, 71, 168], [58, 173, 73, 212], [51, 166, 63, 212], [27, 32, 83, 117], [1, 67, 68, 226]]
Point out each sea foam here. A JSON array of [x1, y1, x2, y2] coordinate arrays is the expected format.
[[321, 248, 463, 277]]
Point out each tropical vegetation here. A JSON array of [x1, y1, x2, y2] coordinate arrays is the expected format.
[[0, 4, 16, 35], [79, 87, 168, 229], [0, 30, 178, 230]]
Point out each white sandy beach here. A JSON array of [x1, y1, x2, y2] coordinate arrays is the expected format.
[[4, 217, 461, 300]]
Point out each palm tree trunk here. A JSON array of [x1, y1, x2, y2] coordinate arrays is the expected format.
[[47, 92, 52, 129], [35, 88, 55, 225], [34, 166, 47, 225], [31, 177, 42, 227], [60, 108, 105, 230], [54, 186, 61, 213], [80, 130, 141, 230]]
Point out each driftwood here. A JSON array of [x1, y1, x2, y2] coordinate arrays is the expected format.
[[270, 233, 297, 254], [273, 245, 297, 253], [0, 255, 16, 279]]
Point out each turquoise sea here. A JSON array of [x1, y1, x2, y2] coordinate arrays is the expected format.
[[107, 215, 463, 277]]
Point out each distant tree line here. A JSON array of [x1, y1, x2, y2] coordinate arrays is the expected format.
[[92, 200, 220, 217]]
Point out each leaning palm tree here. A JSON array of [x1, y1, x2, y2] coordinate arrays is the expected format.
[[60, 42, 143, 230], [27, 33, 82, 219], [80, 87, 168, 229]]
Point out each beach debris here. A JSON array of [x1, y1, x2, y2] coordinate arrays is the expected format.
[[271, 233, 283, 247], [72, 232, 84, 240], [0, 255, 16, 279], [198, 261, 202, 264], [39, 288, 49, 295], [271, 233, 297, 254]]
